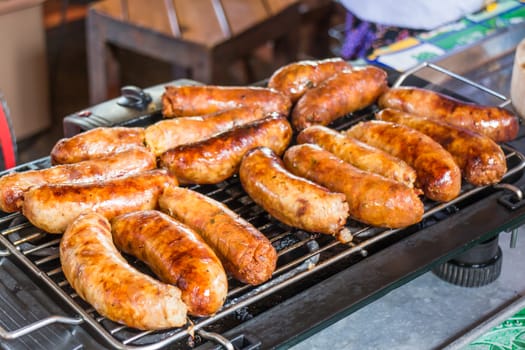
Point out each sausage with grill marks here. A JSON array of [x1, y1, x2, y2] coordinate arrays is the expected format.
[[296, 125, 417, 188], [22, 169, 177, 233], [159, 116, 293, 185], [162, 85, 291, 118], [346, 120, 461, 202], [159, 186, 277, 285], [0, 148, 156, 213], [239, 147, 350, 238], [283, 144, 424, 228], [377, 86, 519, 142], [145, 106, 279, 156], [60, 211, 187, 330], [291, 66, 388, 131], [376, 108, 507, 186], [50, 126, 146, 164], [111, 210, 228, 316], [267, 58, 351, 103]]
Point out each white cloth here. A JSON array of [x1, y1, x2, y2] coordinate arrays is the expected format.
[[338, 0, 486, 30]]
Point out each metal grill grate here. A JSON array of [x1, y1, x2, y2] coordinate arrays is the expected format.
[[0, 63, 523, 349], [0, 141, 524, 349]]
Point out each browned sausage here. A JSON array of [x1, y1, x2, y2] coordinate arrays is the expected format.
[[158, 186, 277, 285], [159, 116, 293, 184], [376, 108, 507, 186], [111, 210, 228, 316], [60, 211, 187, 330], [346, 120, 461, 202], [22, 169, 177, 233], [291, 66, 388, 131], [283, 144, 424, 228], [239, 147, 350, 236], [145, 106, 279, 156], [267, 58, 351, 103], [296, 125, 417, 188], [162, 85, 292, 118], [50, 126, 145, 164], [377, 86, 519, 142], [0, 148, 156, 213]]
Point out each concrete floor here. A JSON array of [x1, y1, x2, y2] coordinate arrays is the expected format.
[[291, 230, 525, 350]]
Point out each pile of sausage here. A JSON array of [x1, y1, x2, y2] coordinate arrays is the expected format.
[[0, 57, 518, 331]]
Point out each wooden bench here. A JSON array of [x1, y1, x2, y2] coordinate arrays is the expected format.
[[86, 0, 302, 104]]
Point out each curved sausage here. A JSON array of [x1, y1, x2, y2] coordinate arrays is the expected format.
[[267, 58, 351, 103], [283, 144, 424, 228], [291, 66, 388, 131], [377, 86, 519, 142], [346, 120, 461, 202], [158, 186, 277, 285], [159, 116, 293, 185], [145, 106, 279, 156], [376, 108, 507, 186], [162, 85, 291, 118], [296, 125, 417, 188], [50, 127, 145, 164], [0, 148, 156, 213], [239, 147, 350, 236], [111, 210, 228, 316], [22, 169, 177, 233], [60, 212, 187, 330]]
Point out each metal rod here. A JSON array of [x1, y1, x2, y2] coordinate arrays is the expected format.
[[211, 0, 232, 38], [393, 61, 510, 104], [164, 0, 181, 37]]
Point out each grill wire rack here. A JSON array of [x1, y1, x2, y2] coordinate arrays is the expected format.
[[0, 62, 524, 350]]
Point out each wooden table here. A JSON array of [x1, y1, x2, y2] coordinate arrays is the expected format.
[[86, 0, 301, 104]]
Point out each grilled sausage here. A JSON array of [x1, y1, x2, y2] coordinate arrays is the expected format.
[[376, 108, 507, 186], [60, 212, 187, 330], [22, 169, 177, 233], [283, 144, 424, 228], [346, 120, 461, 202], [291, 66, 388, 131], [239, 147, 350, 236], [145, 106, 279, 156], [159, 116, 293, 185], [0, 148, 156, 213], [267, 58, 351, 103], [159, 186, 277, 285], [296, 125, 417, 188], [111, 210, 228, 316], [378, 86, 519, 142], [50, 126, 146, 164], [162, 85, 292, 118]]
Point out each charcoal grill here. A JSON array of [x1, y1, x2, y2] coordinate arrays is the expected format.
[[1, 62, 525, 350]]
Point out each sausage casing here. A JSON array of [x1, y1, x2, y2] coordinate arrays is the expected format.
[[22, 169, 177, 233], [239, 147, 349, 235], [159, 186, 277, 285], [296, 125, 417, 188], [60, 212, 187, 330], [267, 58, 351, 103], [346, 120, 461, 202], [283, 144, 424, 228], [0, 148, 156, 213], [159, 116, 293, 184], [111, 210, 228, 316], [145, 106, 278, 156], [50, 126, 146, 164], [376, 108, 507, 186], [291, 66, 388, 131], [162, 85, 291, 118], [378, 86, 519, 142]]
